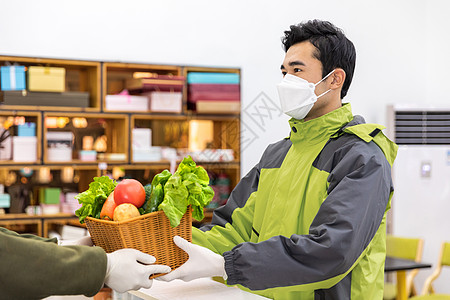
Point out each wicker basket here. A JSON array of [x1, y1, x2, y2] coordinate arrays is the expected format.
[[85, 207, 192, 278]]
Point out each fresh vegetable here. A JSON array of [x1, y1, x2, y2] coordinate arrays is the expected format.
[[159, 156, 214, 227], [113, 203, 140, 221], [75, 176, 117, 223], [100, 192, 116, 220], [141, 184, 153, 212], [146, 183, 164, 213], [114, 179, 146, 208]]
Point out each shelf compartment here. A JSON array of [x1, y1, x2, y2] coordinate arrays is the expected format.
[[0, 56, 101, 111], [103, 62, 182, 113], [0, 110, 42, 164], [43, 112, 129, 165]]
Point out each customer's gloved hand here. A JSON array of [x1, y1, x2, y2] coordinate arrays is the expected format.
[[104, 248, 171, 293], [158, 236, 227, 282], [59, 236, 93, 246]]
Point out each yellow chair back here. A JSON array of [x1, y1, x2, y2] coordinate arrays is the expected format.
[[386, 235, 423, 262]]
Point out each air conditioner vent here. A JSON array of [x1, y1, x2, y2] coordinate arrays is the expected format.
[[394, 111, 450, 144]]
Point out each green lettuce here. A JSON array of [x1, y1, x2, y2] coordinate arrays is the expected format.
[[158, 156, 214, 227], [159, 173, 189, 227], [75, 176, 117, 223]]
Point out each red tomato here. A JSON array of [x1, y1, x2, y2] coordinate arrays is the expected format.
[[100, 192, 116, 220], [114, 179, 146, 208]]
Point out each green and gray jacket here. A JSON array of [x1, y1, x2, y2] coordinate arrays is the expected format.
[[0, 227, 106, 299], [193, 103, 398, 299]]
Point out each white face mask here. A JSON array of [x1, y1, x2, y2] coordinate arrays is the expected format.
[[277, 69, 335, 120]]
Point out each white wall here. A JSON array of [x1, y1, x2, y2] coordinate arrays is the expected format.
[[1, 0, 450, 293]]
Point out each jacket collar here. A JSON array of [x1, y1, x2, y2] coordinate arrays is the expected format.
[[288, 103, 354, 144]]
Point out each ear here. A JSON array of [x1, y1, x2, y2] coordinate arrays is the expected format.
[[329, 68, 346, 90]]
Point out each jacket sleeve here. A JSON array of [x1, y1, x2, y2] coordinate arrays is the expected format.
[[0, 227, 107, 299], [193, 162, 260, 254], [222, 141, 393, 291]]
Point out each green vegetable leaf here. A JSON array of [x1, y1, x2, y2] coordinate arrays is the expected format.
[[159, 173, 189, 227], [75, 176, 117, 223], [151, 169, 172, 188]]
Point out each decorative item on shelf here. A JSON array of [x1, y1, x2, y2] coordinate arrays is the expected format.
[[28, 66, 65, 92], [61, 167, 74, 183], [13, 136, 37, 162], [79, 150, 97, 161], [38, 167, 52, 184], [17, 122, 36, 136], [0, 65, 26, 91], [72, 117, 88, 128], [0, 91, 89, 107], [82, 135, 94, 151], [19, 167, 33, 178], [188, 120, 213, 152], [93, 135, 107, 153], [39, 187, 61, 214], [47, 131, 73, 162], [105, 89, 148, 111], [112, 167, 125, 180], [0, 127, 12, 161], [187, 72, 240, 114]]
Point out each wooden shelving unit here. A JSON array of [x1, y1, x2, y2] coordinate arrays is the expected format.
[[0, 55, 241, 235]]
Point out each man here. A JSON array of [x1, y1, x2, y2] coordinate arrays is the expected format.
[[0, 227, 170, 299], [161, 20, 398, 299]]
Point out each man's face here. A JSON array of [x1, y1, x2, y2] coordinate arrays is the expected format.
[[280, 41, 325, 92], [280, 41, 334, 120]]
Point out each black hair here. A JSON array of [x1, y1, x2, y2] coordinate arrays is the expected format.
[[281, 20, 356, 99]]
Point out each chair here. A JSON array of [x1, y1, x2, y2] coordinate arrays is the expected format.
[[383, 235, 424, 300], [410, 242, 450, 300]]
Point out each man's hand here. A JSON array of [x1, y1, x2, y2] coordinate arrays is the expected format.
[[105, 249, 171, 293], [158, 236, 227, 282]]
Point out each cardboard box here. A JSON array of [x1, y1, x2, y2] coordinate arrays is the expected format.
[[0, 91, 89, 107], [193, 100, 240, 114], [148, 91, 182, 113], [105, 94, 149, 111], [18, 122, 36, 137], [13, 136, 37, 162], [1, 66, 26, 91], [28, 66, 65, 92], [39, 187, 61, 205]]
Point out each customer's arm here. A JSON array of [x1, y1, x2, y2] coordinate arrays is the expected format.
[[0, 227, 106, 299]]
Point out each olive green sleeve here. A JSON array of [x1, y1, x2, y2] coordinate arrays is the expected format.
[[0, 227, 107, 299]]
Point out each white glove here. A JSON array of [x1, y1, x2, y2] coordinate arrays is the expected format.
[[104, 248, 171, 293], [59, 236, 93, 246], [158, 236, 227, 282]]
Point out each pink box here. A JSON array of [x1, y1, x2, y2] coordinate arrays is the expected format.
[[106, 94, 149, 111]]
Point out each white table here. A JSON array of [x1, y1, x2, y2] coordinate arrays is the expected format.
[[128, 278, 270, 300]]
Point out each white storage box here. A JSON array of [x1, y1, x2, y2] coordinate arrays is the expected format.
[[47, 131, 73, 162], [106, 94, 149, 111], [132, 128, 152, 148], [13, 136, 37, 162], [133, 146, 162, 162], [148, 91, 182, 113]]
